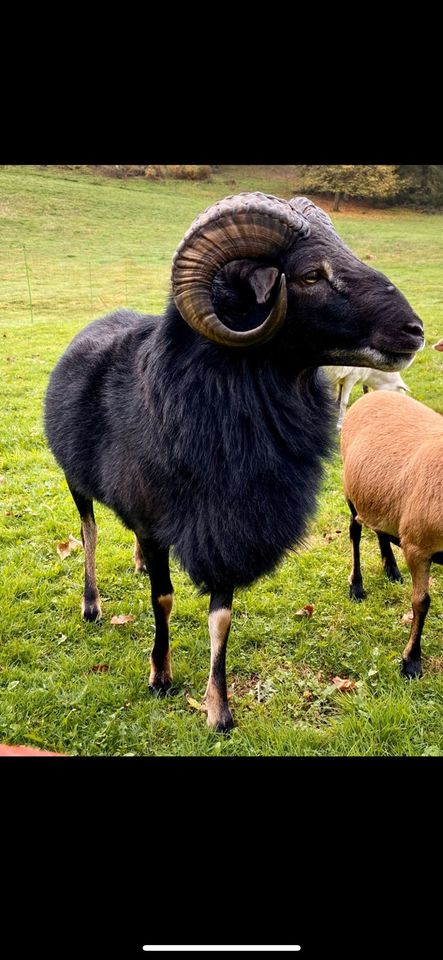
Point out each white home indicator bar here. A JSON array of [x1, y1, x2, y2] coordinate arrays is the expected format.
[[142, 948, 301, 953]]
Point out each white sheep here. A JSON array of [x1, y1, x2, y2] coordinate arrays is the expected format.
[[322, 365, 410, 431]]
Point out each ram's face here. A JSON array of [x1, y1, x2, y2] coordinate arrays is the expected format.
[[281, 225, 424, 370]]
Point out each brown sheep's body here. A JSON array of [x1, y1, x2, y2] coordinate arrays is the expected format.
[[341, 391, 443, 677]]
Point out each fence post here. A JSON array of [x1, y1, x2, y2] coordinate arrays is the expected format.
[[9, 241, 34, 323], [22, 245, 34, 324], [88, 262, 93, 313]]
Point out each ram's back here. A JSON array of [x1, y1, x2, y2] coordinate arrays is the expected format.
[[44, 309, 158, 502]]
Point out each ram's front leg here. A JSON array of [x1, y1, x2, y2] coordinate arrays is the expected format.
[[204, 588, 234, 732]]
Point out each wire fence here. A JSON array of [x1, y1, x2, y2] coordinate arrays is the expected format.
[[0, 245, 170, 326]]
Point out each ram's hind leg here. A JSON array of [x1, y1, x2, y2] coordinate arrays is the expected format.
[[204, 588, 234, 733], [67, 483, 102, 622], [133, 535, 147, 574], [136, 535, 173, 694]]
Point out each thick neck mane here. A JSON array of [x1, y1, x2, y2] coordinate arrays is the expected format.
[[138, 307, 334, 591]]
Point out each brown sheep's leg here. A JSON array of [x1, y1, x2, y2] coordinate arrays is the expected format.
[[401, 547, 431, 679], [377, 532, 403, 583], [348, 501, 366, 601], [136, 535, 173, 694], [204, 588, 234, 733], [67, 483, 102, 622]]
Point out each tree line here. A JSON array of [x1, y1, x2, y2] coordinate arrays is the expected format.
[[296, 165, 443, 210], [35, 166, 443, 208]]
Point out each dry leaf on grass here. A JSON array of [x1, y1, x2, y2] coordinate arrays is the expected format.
[[186, 696, 207, 712], [401, 610, 414, 625], [323, 530, 342, 542], [295, 604, 314, 617], [332, 676, 357, 692], [57, 534, 83, 560], [91, 663, 109, 673], [427, 657, 442, 673], [110, 614, 136, 625]]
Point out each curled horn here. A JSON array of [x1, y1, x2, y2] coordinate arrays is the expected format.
[[171, 192, 310, 348]]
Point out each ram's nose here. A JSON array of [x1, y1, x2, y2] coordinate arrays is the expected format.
[[402, 317, 425, 344]]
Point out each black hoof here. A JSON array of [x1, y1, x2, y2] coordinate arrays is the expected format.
[[386, 566, 403, 583], [149, 677, 172, 697], [82, 601, 102, 622], [401, 658, 422, 679], [349, 584, 366, 602], [207, 711, 234, 734]]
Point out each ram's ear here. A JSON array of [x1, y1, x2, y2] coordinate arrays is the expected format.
[[248, 266, 280, 304]]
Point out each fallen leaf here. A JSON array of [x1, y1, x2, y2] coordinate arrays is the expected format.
[[57, 534, 83, 560], [433, 338, 443, 351], [0, 476, 5, 484], [92, 663, 109, 673], [401, 610, 414, 625], [332, 676, 357, 692], [295, 604, 314, 617], [110, 614, 136, 625], [186, 696, 207, 712]]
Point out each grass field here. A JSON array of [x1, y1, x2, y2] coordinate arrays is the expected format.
[[1, 164, 443, 756]]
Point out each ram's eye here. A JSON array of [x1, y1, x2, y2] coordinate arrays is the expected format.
[[301, 270, 323, 284]]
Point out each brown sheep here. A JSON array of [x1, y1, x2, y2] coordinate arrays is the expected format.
[[341, 391, 443, 678]]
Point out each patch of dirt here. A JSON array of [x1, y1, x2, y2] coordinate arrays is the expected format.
[[0, 202, 17, 219], [307, 193, 409, 219], [426, 657, 442, 673], [229, 673, 260, 697]]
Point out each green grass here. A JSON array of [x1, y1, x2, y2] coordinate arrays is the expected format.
[[1, 164, 443, 756]]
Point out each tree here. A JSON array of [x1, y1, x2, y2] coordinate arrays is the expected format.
[[396, 165, 443, 206], [298, 165, 401, 211]]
